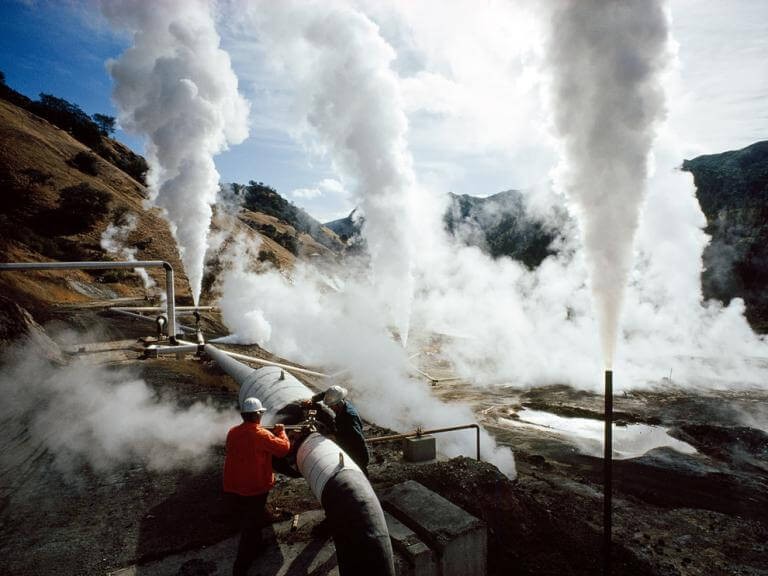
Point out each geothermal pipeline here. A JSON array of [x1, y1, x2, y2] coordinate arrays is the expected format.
[[205, 344, 395, 576], [0, 260, 178, 340]]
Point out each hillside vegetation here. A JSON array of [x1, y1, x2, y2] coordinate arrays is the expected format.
[[0, 77, 344, 318], [0, 96, 190, 318]]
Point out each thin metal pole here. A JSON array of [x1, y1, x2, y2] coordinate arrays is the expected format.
[[110, 306, 217, 312], [193, 342, 330, 379], [164, 265, 176, 341], [367, 424, 481, 460], [604, 369, 613, 576], [0, 260, 177, 342]]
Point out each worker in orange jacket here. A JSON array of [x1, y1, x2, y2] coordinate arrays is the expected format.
[[224, 397, 290, 576]]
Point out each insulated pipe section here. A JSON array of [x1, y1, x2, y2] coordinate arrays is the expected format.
[[204, 344, 395, 576], [0, 260, 177, 341]]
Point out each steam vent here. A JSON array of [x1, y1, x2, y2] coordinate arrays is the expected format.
[[3, 1, 768, 575]]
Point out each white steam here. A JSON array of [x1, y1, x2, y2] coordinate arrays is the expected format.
[[0, 344, 235, 476], [547, 0, 671, 367], [100, 212, 157, 294], [217, 240, 516, 476], [209, 0, 767, 476], [102, 0, 249, 305], [238, 0, 416, 343]]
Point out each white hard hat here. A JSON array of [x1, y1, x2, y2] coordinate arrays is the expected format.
[[324, 385, 348, 407], [241, 397, 267, 414]]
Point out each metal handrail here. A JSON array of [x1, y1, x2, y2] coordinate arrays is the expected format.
[[367, 423, 481, 460]]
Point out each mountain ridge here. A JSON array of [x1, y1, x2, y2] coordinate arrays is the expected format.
[[1, 74, 766, 332]]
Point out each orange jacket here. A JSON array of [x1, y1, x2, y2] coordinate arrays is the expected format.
[[223, 422, 290, 496]]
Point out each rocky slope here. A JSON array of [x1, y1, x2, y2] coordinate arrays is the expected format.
[[444, 190, 560, 269], [682, 141, 768, 332]]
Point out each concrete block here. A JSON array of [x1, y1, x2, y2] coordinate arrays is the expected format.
[[382, 480, 487, 576], [403, 435, 436, 462], [385, 512, 436, 576]]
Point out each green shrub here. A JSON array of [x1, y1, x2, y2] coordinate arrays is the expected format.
[[58, 183, 111, 232], [69, 151, 99, 176]]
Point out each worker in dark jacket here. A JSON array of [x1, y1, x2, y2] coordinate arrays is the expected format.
[[308, 385, 369, 476], [224, 397, 290, 576]]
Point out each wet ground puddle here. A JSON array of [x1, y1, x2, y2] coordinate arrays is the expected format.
[[499, 409, 698, 459]]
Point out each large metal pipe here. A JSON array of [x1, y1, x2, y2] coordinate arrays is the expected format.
[[0, 260, 178, 341], [205, 344, 395, 576], [182, 340, 329, 378]]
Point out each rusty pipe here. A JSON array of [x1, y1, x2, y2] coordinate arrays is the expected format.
[[367, 423, 481, 460]]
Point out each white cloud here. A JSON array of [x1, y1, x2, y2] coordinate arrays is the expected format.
[[291, 187, 323, 200]]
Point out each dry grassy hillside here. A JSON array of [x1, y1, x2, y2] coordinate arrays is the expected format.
[[0, 98, 191, 316], [0, 96, 342, 321]]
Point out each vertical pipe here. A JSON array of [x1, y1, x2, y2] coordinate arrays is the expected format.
[[603, 369, 613, 576], [163, 263, 176, 343]]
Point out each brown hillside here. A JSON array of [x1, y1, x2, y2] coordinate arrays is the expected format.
[[0, 98, 190, 319], [0, 95, 343, 320]]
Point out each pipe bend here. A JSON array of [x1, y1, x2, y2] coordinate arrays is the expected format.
[[162, 261, 173, 272], [204, 345, 395, 575]]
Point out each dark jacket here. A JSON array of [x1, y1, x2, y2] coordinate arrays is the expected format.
[[311, 392, 370, 470]]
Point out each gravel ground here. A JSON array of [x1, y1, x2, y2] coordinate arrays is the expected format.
[[1, 309, 766, 575]]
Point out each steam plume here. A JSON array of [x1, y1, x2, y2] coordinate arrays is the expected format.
[[0, 342, 235, 476], [101, 0, 249, 305], [242, 1, 416, 342], [547, 0, 671, 367], [100, 212, 157, 294]]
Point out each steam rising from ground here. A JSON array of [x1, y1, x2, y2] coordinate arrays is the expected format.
[[0, 343, 235, 477], [547, 0, 671, 368], [100, 212, 157, 295], [213, 0, 766, 474], [218, 243, 515, 475], [101, 0, 249, 305], [237, 0, 416, 342]]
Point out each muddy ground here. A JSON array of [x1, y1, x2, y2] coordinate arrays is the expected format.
[[1, 308, 766, 575]]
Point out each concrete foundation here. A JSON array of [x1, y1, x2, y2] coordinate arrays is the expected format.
[[382, 480, 487, 576], [403, 435, 436, 463], [385, 512, 436, 576]]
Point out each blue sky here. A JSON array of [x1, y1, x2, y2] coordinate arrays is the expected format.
[[0, 2, 141, 151], [2, 0, 766, 222]]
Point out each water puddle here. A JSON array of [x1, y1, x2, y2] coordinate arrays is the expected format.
[[499, 408, 697, 459]]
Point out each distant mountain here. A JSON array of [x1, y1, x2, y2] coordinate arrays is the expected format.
[[234, 181, 343, 254], [683, 141, 768, 331], [324, 190, 558, 269], [325, 208, 363, 242], [444, 190, 558, 268]]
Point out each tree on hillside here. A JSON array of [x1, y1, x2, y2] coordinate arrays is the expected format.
[[19, 168, 53, 189], [33, 93, 102, 148], [58, 183, 111, 232], [0, 70, 5, 85], [68, 151, 100, 176], [92, 113, 116, 136]]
